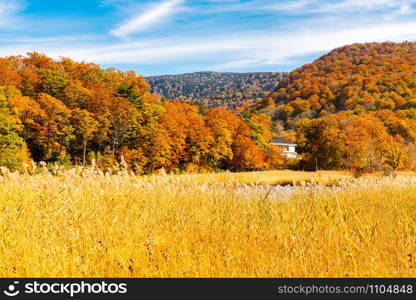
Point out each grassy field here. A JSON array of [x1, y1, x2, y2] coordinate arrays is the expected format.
[[0, 167, 416, 277]]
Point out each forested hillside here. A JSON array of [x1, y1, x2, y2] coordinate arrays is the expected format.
[[1, 42, 416, 173], [254, 42, 416, 170], [146, 71, 286, 110], [260, 42, 416, 121], [0, 53, 281, 172]]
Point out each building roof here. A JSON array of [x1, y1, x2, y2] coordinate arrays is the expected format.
[[271, 137, 297, 146]]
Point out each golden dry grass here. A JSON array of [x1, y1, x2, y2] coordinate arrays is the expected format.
[[168, 169, 354, 185], [0, 166, 416, 277]]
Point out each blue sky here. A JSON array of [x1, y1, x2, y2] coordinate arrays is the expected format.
[[0, 0, 416, 75]]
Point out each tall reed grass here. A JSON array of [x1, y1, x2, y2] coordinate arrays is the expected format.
[[0, 166, 415, 277]]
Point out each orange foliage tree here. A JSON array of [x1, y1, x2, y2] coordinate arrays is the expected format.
[[0, 53, 276, 173]]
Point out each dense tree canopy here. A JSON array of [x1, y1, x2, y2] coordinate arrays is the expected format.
[[146, 71, 287, 110], [251, 42, 416, 171], [262, 42, 416, 123], [0, 87, 31, 170], [2, 42, 415, 172], [0, 53, 279, 172]]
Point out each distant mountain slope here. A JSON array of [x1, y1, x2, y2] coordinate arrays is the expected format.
[[249, 41, 416, 170], [256, 41, 416, 123], [146, 71, 287, 109]]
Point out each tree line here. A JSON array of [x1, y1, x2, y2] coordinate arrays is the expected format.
[[146, 71, 286, 110], [1, 43, 416, 173], [253, 42, 416, 171], [0, 53, 285, 172]]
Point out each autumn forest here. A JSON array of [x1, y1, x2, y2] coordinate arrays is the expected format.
[[0, 52, 277, 173], [1, 41, 416, 173]]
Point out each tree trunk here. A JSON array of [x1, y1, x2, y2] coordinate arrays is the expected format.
[[83, 139, 87, 166]]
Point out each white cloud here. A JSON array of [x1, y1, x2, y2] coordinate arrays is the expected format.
[[213, 21, 416, 69], [110, 0, 185, 38], [0, 0, 25, 29], [0, 0, 415, 74], [1, 20, 416, 74], [267, 0, 416, 15]]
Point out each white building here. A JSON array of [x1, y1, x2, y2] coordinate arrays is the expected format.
[[270, 137, 298, 159]]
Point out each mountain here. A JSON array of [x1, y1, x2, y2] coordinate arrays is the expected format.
[[256, 41, 416, 124], [146, 71, 287, 110], [252, 41, 416, 170]]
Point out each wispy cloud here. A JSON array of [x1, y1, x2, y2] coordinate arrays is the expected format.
[[212, 21, 416, 69], [267, 0, 416, 15], [0, 0, 25, 29], [200, 0, 416, 17], [2, 19, 416, 74], [0, 0, 415, 74], [110, 0, 185, 38]]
